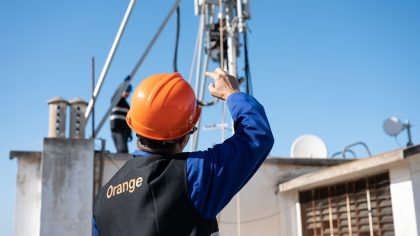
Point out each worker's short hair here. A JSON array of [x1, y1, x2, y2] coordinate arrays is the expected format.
[[136, 134, 178, 149], [136, 127, 197, 149]]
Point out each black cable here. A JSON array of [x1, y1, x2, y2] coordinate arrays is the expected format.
[[173, 5, 180, 72], [243, 30, 252, 94], [91, 57, 96, 138]]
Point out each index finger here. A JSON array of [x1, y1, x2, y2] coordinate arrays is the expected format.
[[205, 71, 219, 80], [214, 68, 226, 75]]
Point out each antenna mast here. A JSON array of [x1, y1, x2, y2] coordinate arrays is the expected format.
[[190, 0, 251, 151]]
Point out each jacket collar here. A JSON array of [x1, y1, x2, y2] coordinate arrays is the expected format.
[[131, 150, 155, 158]]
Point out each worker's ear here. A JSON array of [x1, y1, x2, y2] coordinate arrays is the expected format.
[[178, 135, 190, 151]]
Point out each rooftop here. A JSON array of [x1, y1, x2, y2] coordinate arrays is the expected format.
[[279, 144, 420, 192]]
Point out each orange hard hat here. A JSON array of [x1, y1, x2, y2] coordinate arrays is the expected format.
[[126, 72, 201, 141]]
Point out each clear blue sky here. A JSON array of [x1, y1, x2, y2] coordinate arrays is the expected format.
[[1, 0, 419, 235]]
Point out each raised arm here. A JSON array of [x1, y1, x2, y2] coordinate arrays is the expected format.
[[187, 69, 274, 219]]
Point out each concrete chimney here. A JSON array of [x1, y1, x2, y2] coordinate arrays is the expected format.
[[47, 97, 69, 138], [69, 98, 88, 139]]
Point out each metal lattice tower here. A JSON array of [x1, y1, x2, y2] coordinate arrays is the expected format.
[[190, 0, 252, 151]]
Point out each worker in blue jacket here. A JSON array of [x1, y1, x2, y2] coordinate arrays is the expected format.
[[93, 68, 274, 236]]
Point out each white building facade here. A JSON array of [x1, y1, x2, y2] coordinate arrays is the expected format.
[[10, 143, 420, 235], [220, 144, 420, 236]]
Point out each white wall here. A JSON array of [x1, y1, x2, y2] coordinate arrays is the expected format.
[[15, 155, 41, 236], [409, 155, 420, 235], [12, 145, 128, 236], [390, 159, 419, 236], [219, 163, 282, 236], [218, 162, 319, 236], [40, 138, 94, 236]]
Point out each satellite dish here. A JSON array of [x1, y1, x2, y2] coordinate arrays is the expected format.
[[290, 134, 328, 158], [383, 117, 403, 136]]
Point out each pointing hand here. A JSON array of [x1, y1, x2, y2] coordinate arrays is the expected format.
[[205, 68, 240, 100]]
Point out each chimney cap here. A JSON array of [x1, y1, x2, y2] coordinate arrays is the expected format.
[[69, 97, 88, 105], [47, 96, 69, 105]]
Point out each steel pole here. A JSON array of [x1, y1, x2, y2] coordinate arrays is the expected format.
[[93, 0, 180, 137], [85, 0, 137, 121], [225, 3, 237, 77], [190, 6, 207, 152]]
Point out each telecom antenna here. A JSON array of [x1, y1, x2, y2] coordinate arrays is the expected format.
[[190, 0, 252, 151], [290, 134, 328, 158], [383, 116, 414, 147], [190, 2, 252, 236], [383, 117, 404, 136]]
